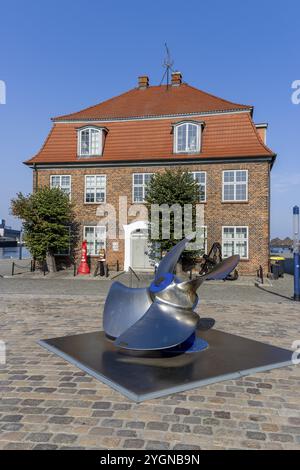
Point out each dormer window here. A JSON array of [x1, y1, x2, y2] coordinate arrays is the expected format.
[[77, 127, 107, 157], [173, 121, 203, 154]]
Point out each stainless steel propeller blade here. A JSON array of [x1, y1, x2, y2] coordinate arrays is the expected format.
[[103, 282, 152, 338], [154, 276, 203, 310], [203, 255, 240, 280], [114, 301, 199, 351], [154, 233, 195, 281]]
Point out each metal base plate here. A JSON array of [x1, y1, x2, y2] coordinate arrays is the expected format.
[[38, 329, 293, 402]]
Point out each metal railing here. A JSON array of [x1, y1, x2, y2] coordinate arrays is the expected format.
[[11, 260, 35, 276], [128, 266, 141, 287], [111, 266, 141, 287]]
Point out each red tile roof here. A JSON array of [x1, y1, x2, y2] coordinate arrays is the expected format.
[[25, 111, 275, 165], [52, 84, 252, 121]]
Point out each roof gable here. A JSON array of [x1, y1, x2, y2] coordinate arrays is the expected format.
[[53, 84, 252, 122]]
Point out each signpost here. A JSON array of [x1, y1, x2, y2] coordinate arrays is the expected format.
[[19, 229, 23, 260], [293, 206, 300, 301]]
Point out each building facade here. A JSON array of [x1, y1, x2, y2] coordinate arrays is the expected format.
[[25, 73, 276, 275]]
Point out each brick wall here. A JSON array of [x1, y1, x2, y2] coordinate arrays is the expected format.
[[36, 161, 270, 275]]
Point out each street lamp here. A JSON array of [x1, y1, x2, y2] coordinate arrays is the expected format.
[[293, 206, 300, 301]]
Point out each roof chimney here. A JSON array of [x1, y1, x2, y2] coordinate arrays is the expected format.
[[138, 75, 149, 89], [171, 71, 182, 86], [255, 123, 268, 144]]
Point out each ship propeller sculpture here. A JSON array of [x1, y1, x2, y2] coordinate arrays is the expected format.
[[103, 234, 239, 351]]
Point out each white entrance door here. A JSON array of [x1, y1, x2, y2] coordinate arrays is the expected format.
[[130, 229, 152, 271]]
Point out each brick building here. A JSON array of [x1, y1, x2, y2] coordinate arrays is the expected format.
[[25, 73, 276, 275]]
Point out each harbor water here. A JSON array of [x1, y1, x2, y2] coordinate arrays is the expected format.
[[0, 246, 31, 260]]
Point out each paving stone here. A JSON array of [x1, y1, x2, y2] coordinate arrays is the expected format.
[[174, 407, 190, 415], [0, 398, 21, 405], [145, 440, 170, 450], [173, 444, 201, 450], [34, 387, 56, 393], [193, 409, 212, 417], [281, 425, 300, 435], [187, 395, 205, 402], [33, 444, 58, 450], [19, 407, 43, 415], [123, 439, 145, 449], [202, 418, 220, 426], [194, 425, 213, 435], [45, 407, 68, 416], [239, 421, 260, 431], [126, 421, 145, 429], [52, 433, 78, 444], [48, 416, 74, 425], [146, 421, 169, 431], [269, 433, 294, 443], [288, 417, 300, 425], [60, 446, 86, 450], [92, 401, 111, 409], [0, 415, 22, 422], [247, 388, 261, 395], [214, 411, 231, 419], [26, 432, 53, 443], [248, 400, 264, 407], [0, 423, 23, 432], [183, 416, 202, 425], [4, 442, 33, 450], [162, 414, 180, 423], [257, 383, 272, 389], [249, 415, 267, 422], [113, 403, 132, 410], [63, 400, 91, 408], [116, 430, 137, 438], [246, 431, 267, 441], [101, 418, 123, 428], [216, 392, 235, 398], [88, 427, 114, 436], [21, 399, 44, 406], [92, 410, 114, 418], [170, 423, 190, 433], [78, 389, 96, 395]]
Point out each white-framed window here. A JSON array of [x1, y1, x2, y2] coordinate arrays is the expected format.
[[223, 170, 248, 202], [84, 226, 106, 256], [84, 175, 106, 203], [222, 226, 248, 259], [50, 175, 71, 198], [78, 127, 104, 156], [191, 171, 206, 202], [174, 122, 201, 153], [132, 173, 154, 203]]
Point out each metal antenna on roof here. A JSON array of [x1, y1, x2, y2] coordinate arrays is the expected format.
[[160, 43, 174, 88]]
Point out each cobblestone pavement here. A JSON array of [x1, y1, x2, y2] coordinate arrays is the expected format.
[[0, 275, 294, 302], [0, 284, 300, 450]]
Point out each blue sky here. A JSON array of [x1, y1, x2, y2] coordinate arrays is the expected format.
[[0, 0, 299, 237]]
